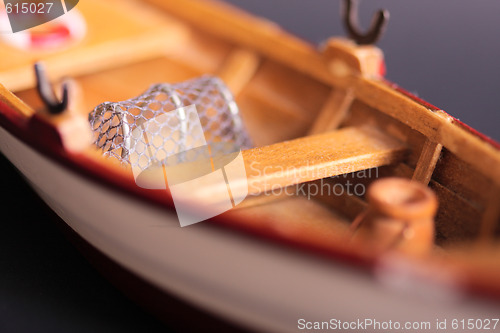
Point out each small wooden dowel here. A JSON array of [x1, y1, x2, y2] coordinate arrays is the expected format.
[[308, 88, 354, 135], [412, 139, 443, 185], [217, 48, 260, 96]]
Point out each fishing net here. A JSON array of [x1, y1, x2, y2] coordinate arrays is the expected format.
[[88, 75, 252, 173]]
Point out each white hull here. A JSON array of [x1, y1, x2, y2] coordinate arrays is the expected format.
[[1, 126, 499, 333]]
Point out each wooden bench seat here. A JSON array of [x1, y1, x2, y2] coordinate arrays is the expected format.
[[242, 126, 406, 196], [189, 126, 407, 204]]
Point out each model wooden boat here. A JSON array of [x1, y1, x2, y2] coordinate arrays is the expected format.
[[1, 0, 500, 331]]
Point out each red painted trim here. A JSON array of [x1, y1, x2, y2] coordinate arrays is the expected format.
[[463, 278, 500, 304], [383, 79, 441, 111], [452, 119, 500, 150]]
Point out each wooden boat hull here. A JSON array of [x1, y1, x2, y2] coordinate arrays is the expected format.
[[2, 117, 500, 332], [1, 0, 500, 330]]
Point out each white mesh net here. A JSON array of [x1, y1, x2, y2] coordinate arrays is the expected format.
[[89, 75, 252, 172]]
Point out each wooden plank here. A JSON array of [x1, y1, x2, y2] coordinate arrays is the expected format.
[[430, 181, 482, 244], [189, 126, 407, 200], [244, 126, 406, 196], [432, 148, 491, 209], [127, 127, 406, 213], [0, 84, 34, 117], [308, 88, 354, 135], [225, 195, 351, 245], [217, 49, 260, 96], [354, 78, 452, 140], [412, 139, 443, 185]]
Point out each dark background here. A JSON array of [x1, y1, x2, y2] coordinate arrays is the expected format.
[[1, 1, 499, 332]]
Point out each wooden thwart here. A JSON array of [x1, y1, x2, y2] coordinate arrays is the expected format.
[[192, 126, 407, 201], [243, 126, 406, 196]]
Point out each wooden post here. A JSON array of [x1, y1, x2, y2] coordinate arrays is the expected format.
[[308, 89, 354, 135], [309, 38, 385, 134], [29, 79, 92, 153], [412, 139, 443, 185], [351, 177, 438, 256]]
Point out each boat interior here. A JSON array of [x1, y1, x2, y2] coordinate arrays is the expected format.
[[1, 0, 500, 294]]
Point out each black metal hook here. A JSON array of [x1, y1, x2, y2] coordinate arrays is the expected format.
[[34, 62, 69, 115], [342, 0, 389, 45]]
